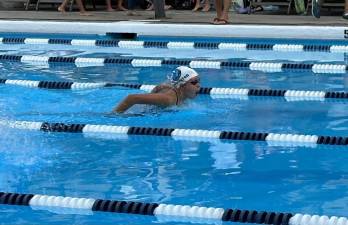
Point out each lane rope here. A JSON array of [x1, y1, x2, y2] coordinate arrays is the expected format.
[[1, 37, 348, 53], [0, 54, 346, 73], [1, 79, 347, 101], [0, 191, 347, 225], [1, 120, 347, 146]]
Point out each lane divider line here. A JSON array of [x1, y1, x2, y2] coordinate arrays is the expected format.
[[1, 37, 348, 53], [0, 191, 347, 225], [0, 54, 346, 73], [1, 79, 347, 101], [2, 120, 347, 146]]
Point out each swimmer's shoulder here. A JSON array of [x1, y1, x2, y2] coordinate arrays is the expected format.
[[151, 84, 176, 94]]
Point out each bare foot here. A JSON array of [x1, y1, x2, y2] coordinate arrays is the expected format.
[[79, 11, 92, 16], [58, 6, 66, 13], [164, 5, 172, 10], [106, 7, 115, 12], [201, 4, 210, 11], [117, 5, 128, 11]]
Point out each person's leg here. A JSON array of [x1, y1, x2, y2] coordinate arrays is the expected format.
[[221, 0, 230, 21], [214, 0, 222, 19], [214, 0, 229, 23], [146, 4, 154, 10], [312, 0, 323, 18], [117, 0, 127, 10], [127, 0, 139, 15], [105, 0, 115, 11], [202, 0, 210, 11], [58, 0, 69, 12], [145, 0, 170, 10], [75, 0, 92, 15], [192, 0, 202, 11], [145, 0, 153, 10]]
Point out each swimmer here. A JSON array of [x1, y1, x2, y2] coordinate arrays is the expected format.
[[113, 66, 200, 113]]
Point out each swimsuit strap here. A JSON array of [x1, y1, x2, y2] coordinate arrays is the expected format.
[[171, 87, 179, 105], [166, 86, 179, 105]]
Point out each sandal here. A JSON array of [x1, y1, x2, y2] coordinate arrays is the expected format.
[[213, 18, 229, 25], [343, 12, 348, 20], [211, 17, 219, 24]]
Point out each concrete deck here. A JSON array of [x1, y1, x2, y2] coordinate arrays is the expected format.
[[0, 8, 347, 26]]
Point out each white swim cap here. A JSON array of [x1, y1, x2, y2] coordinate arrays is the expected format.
[[167, 66, 199, 87]]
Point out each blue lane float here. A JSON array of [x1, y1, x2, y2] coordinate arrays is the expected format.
[[2, 120, 347, 146], [1, 79, 347, 101], [1, 37, 348, 53], [0, 191, 347, 225], [0, 54, 347, 74]]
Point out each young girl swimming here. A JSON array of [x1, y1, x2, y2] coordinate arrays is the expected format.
[[113, 66, 200, 113]]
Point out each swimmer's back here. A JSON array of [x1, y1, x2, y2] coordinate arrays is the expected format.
[[151, 84, 179, 105]]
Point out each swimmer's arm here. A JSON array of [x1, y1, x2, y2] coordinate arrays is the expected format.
[[113, 93, 176, 113]]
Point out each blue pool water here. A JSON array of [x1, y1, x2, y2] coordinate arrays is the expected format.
[[0, 34, 347, 224]]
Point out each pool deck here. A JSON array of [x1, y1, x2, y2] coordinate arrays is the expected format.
[[0, 8, 347, 26]]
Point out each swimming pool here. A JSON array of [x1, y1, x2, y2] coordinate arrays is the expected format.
[[0, 28, 347, 225]]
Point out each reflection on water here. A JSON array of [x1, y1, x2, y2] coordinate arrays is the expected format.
[[209, 143, 241, 170]]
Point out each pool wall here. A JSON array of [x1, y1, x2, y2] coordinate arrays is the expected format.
[[0, 20, 347, 40]]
